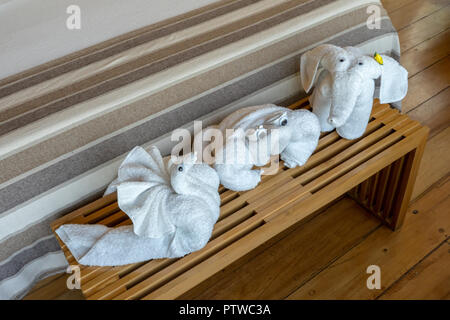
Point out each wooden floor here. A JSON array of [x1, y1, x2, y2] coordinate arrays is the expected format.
[[24, 0, 450, 300]]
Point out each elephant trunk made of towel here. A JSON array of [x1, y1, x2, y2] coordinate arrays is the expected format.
[[300, 44, 408, 140], [194, 104, 320, 192], [55, 146, 221, 266]]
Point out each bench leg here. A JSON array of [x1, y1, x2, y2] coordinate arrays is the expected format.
[[348, 132, 428, 230]]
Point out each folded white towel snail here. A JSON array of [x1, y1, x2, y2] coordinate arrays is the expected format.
[[56, 146, 220, 266]]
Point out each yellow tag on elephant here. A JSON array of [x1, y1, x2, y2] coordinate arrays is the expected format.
[[374, 52, 383, 65]]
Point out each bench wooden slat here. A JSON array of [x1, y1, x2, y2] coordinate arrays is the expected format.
[[382, 157, 405, 220], [51, 193, 117, 230]]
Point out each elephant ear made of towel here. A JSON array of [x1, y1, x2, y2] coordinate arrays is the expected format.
[[55, 146, 221, 266], [300, 44, 408, 140], [193, 104, 320, 192]]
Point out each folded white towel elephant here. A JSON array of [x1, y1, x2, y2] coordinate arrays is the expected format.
[[194, 104, 320, 191], [56, 146, 220, 266], [301, 44, 408, 139]]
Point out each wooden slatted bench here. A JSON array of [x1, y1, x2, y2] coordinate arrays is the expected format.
[[51, 97, 429, 300]]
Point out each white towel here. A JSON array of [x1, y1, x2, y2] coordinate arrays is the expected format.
[[194, 104, 320, 191], [56, 146, 220, 266]]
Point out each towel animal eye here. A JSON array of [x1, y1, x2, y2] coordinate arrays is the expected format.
[[358, 62, 363, 65], [339, 58, 345, 62], [178, 165, 184, 172], [281, 119, 288, 126]]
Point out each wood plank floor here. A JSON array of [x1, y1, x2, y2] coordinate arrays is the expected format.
[[24, 0, 450, 300]]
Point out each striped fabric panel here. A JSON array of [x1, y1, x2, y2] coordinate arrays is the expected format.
[[0, 251, 68, 300], [0, 0, 307, 134], [0, 0, 272, 116], [0, 0, 400, 299], [0, 0, 237, 91]]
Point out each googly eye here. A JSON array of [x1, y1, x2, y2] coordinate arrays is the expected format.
[[281, 119, 288, 126], [339, 58, 345, 62], [178, 165, 184, 172]]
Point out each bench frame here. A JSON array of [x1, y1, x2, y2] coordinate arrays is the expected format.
[[51, 97, 429, 300]]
